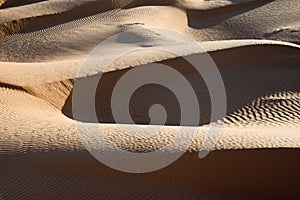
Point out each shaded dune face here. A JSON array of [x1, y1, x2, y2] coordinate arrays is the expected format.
[[1, 149, 300, 199], [62, 56, 211, 126], [0, 0, 47, 8], [187, 0, 274, 29], [0, 1, 178, 37], [62, 45, 300, 127]]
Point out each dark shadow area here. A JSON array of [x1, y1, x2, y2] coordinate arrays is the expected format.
[[0, 0, 49, 9], [63, 57, 212, 126], [0, 0, 175, 35], [123, 0, 175, 9], [1, 149, 300, 199], [0, 81, 27, 92], [187, 0, 274, 29], [62, 45, 300, 126]]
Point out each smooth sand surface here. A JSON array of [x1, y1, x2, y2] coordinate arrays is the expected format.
[[0, 0, 300, 199]]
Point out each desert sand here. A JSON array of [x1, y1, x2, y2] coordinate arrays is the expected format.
[[0, 0, 300, 199]]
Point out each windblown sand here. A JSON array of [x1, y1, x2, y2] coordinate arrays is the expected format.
[[0, 0, 299, 199]]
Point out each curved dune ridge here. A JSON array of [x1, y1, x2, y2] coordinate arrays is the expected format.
[[0, 0, 300, 199]]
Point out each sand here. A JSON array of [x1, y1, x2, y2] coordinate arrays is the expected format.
[[0, 0, 299, 199]]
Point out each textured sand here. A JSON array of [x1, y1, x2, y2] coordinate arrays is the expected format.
[[0, 0, 300, 199]]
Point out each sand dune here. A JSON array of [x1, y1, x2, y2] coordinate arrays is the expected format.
[[0, 0, 300, 199], [1, 0, 299, 43]]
